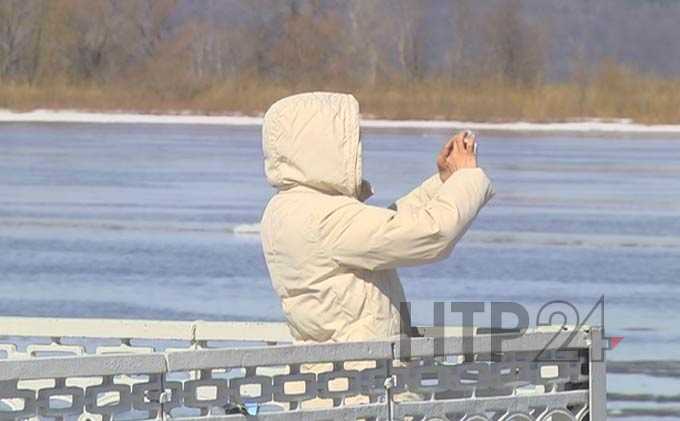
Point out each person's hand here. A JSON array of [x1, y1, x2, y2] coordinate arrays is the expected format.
[[436, 137, 455, 182], [437, 130, 477, 182]]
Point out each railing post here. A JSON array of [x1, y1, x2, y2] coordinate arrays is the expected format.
[[589, 327, 607, 420], [157, 371, 171, 421], [385, 341, 396, 421]]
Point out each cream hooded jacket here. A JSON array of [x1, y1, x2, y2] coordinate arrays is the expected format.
[[261, 92, 494, 343]]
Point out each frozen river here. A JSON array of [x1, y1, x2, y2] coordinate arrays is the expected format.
[[1, 122, 679, 418]]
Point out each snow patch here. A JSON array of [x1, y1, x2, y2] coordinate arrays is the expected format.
[[0, 109, 262, 126], [232, 223, 261, 235], [2, 109, 680, 134]]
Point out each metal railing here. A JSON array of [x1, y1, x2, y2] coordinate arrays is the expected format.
[[0, 317, 606, 420]]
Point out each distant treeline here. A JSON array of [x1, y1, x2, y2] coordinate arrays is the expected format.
[[1, 0, 679, 123]]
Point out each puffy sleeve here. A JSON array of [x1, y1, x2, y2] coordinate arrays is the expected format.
[[389, 173, 443, 210], [319, 168, 495, 271]]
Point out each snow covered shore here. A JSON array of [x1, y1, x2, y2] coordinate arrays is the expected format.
[[2, 109, 680, 134]]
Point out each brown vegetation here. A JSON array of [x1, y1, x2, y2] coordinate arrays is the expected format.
[[1, 0, 679, 123]]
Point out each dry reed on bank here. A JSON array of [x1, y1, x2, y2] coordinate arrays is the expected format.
[[2, 72, 679, 124]]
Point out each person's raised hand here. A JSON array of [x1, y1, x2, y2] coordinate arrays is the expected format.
[[448, 130, 477, 172], [437, 131, 478, 182], [436, 137, 455, 182]]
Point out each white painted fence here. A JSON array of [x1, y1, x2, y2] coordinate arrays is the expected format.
[[0, 317, 606, 420]]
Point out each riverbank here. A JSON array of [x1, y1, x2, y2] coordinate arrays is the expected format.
[[3, 109, 680, 135], [3, 69, 680, 128]]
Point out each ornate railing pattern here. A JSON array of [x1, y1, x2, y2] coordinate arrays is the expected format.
[[0, 318, 606, 420]]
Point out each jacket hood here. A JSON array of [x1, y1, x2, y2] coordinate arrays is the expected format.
[[263, 92, 371, 200]]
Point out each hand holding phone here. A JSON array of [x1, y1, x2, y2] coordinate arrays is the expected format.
[[437, 130, 478, 182]]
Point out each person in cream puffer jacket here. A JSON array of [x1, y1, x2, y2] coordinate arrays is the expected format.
[[261, 92, 494, 345]]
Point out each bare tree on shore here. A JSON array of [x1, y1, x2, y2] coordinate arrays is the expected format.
[[481, 0, 546, 85], [0, 0, 44, 79]]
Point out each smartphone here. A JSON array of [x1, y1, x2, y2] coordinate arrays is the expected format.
[[464, 130, 478, 155]]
